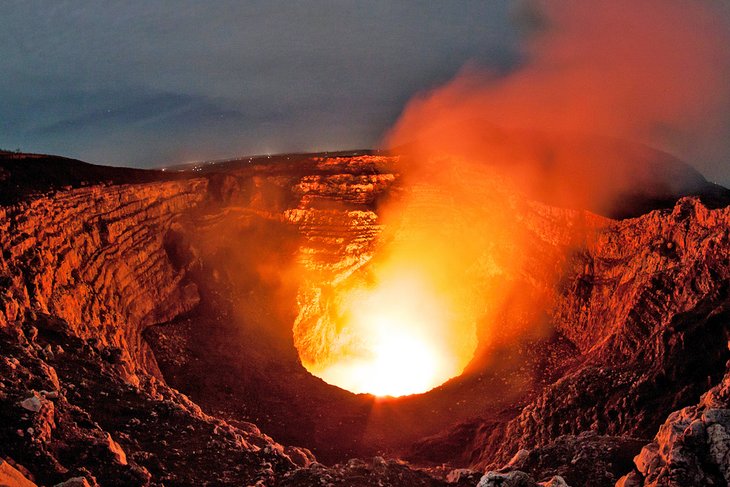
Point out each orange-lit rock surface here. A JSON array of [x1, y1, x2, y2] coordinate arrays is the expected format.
[[426, 198, 730, 487], [618, 364, 730, 486], [0, 179, 208, 383], [2, 149, 730, 486]]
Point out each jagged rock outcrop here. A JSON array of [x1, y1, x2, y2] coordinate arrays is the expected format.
[[554, 197, 730, 362], [617, 363, 730, 486]]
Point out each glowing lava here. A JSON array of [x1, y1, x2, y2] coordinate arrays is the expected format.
[[293, 162, 499, 398], [311, 272, 476, 397]]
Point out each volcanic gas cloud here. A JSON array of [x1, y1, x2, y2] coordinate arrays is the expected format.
[[293, 0, 730, 398]]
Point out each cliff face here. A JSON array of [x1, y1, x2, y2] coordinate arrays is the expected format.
[[0, 179, 209, 382], [0, 153, 472, 486], [555, 198, 730, 361], [455, 199, 730, 486], [2, 151, 730, 487]]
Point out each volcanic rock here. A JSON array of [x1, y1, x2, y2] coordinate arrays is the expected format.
[[53, 477, 94, 487], [616, 365, 730, 486], [19, 394, 43, 413], [541, 477, 570, 487], [478, 470, 571, 487], [477, 470, 539, 487], [0, 458, 37, 487], [2, 149, 730, 486], [494, 433, 645, 487]]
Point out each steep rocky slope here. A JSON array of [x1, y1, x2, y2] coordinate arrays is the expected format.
[[0, 179, 208, 380], [492, 199, 730, 460], [414, 199, 730, 486], [2, 150, 730, 486]]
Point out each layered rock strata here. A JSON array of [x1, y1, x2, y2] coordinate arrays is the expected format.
[[2, 151, 730, 487]]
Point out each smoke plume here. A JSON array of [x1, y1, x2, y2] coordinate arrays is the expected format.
[[356, 0, 730, 382], [386, 0, 730, 194], [294, 1, 730, 395]]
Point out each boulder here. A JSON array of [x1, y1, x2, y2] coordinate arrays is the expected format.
[[0, 458, 37, 487]]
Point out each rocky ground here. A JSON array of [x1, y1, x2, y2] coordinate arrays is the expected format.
[[2, 149, 730, 486]]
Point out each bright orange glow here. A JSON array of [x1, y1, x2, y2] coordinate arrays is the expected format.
[[292, 167, 514, 398], [312, 272, 474, 397], [292, 0, 730, 400], [292, 166, 533, 398]]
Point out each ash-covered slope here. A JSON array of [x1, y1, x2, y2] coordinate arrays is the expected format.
[[1, 149, 730, 487]]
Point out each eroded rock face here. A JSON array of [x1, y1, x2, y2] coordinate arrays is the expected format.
[[0, 178, 209, 383], [2, 150, 730, 487], [450, 198, 730, 481], [554, 198, 730, 362]]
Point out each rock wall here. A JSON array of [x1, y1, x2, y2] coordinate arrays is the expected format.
[[2, 152, 730, 486], [464, 199, 730, 486], [0, 154, 474, 486], [554, 198, 730, 361], [0, 179, 209, 381]]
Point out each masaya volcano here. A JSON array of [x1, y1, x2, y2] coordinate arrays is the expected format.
[[3, 1, 730, 487], [2, 137, 730, 487]]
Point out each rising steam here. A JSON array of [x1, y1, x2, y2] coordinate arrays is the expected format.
[[294, 0, 730, 397], [387, 0, 730, 188]]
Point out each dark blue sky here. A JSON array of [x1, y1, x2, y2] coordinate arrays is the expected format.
[[0, 1, 521, 167]]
